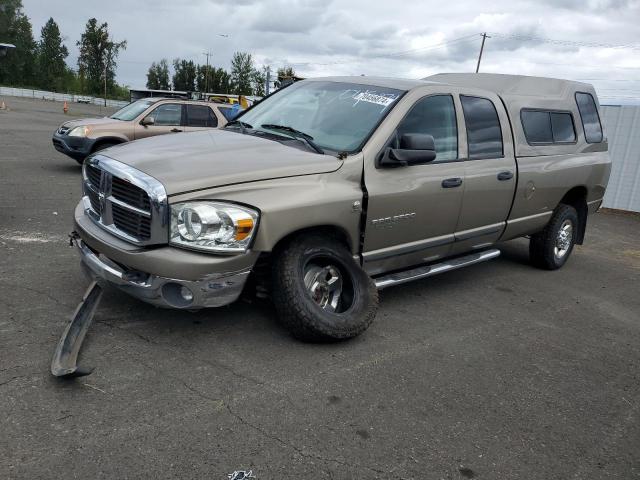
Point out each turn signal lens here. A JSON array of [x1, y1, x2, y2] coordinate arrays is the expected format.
[[235, 218, 254, 241]]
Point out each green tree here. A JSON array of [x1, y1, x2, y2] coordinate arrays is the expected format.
[[210, 67, 231, 93], [229, 51, 255, 95], [146, 58, 170, 90], [195, 65, 231, 93], [37, 18, 68, 91], [0, 0, 22, 38], [277, 66, 296, 82], [172, 58, 196, 91], [252, 65, 267, 97], [77, 18, 126, 96], [0, 2, 37, 86]]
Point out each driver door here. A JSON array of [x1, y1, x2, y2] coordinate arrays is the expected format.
[[134, 103, 184, 140], [362, 93, 466, 275]]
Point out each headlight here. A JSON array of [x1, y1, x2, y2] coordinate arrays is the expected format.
[[170, 202, 259, 253], [68, 126, 89, 137]]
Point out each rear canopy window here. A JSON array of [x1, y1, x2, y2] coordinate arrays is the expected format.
[[460, 95, 503, 159], [521, 110, 576, 144], [575, 92, 603, 143]]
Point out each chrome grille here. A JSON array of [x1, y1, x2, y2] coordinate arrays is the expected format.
[[82, 155, 168, 245], [112, 176, 151, 211], [58, 126, 70, 135]]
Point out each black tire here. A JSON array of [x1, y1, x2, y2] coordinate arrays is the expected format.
[[529, 204, 579, 270], [272, 235, 378, 342]]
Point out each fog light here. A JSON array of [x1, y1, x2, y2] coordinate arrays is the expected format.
[[161, 282, 194, 308], [180, 286, 194, 302]]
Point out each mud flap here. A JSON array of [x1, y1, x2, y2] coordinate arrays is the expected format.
[[51, 281, 103, 378]]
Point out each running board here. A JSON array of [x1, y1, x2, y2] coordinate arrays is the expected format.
[[374, 249, 501, 289]]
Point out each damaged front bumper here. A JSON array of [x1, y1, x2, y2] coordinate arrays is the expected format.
[[75, 237, 251, 309]]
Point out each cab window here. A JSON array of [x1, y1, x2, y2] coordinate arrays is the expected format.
[[148, 104, 183, 126], [460, 95, 503, 159], [396, 95, 458, 162], [186, 105, 218, 128]]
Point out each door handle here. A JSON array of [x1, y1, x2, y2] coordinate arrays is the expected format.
[[497, 171, 514, 181], [171, 128, 183, 133], [442, 177, 463, 188]]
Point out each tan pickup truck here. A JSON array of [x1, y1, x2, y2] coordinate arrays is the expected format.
[[52, 98, 236, 163], [70, 73, 611, 342]]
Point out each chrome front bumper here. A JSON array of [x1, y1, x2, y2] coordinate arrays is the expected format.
[[75, 239, 251, 309]]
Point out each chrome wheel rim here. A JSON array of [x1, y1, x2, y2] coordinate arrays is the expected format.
[[554, 220, 573, 258], [304, 263, 344, 312]]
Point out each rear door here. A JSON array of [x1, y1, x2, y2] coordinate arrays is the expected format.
[[449, 93, 517, 254], [184, 104, 219, 132], [134, 103, 184, 139], [362, 92, 466, 275]]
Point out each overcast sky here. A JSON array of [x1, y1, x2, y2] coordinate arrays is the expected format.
[[21, 0, 640, 104]]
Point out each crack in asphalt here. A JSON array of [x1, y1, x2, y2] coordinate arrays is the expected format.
[[94, 317, 299, 411], [0, 281, 74, 310], [223, 402, 387, 476], [134, 356, 387, 477], [0, 372, 43, 388]]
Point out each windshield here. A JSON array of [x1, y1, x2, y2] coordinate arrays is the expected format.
[[110, 99, 155, 121], [235, 81, 404, 152]]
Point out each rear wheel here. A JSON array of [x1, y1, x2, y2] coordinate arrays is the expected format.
[[529, 204, 578, 270], [272, 235, 378, 342]]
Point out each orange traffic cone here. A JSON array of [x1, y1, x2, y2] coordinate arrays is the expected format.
[[63, 101, 68, 114]]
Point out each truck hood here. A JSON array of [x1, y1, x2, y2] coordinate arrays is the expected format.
[[101, 129, 342, 195]]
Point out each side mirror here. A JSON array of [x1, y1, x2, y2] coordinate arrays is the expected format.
[[380, 133, 437, 167], [141, 116, 155, 126]]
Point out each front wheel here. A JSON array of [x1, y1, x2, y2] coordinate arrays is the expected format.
[[529, 204, 578, 270], [272, 235, 378, 342]]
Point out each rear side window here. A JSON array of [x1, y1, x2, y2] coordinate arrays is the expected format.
[[575, 92, 603, 143], [396, 95, 458, 162], [521, 110, 576, 144], [460, 95, 503, 159], [186, 105, 218, 128]]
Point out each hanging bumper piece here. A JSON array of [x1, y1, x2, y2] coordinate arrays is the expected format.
[[50, 280, 103, 378]]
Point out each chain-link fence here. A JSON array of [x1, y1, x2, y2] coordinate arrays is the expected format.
[[0, 86, 128, 108]]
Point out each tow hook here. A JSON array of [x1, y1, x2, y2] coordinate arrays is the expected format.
[[50, 280, 103, 378], [68, 230, 80, 247]]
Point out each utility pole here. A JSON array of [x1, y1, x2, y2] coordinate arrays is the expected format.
[[265, 66, 271, 96], [103, 61, 108, 107], [203, 50, 212, 95], [476, 32, 490, 73], [202, 35, 229, 98]]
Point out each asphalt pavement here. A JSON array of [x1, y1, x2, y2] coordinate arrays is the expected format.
[[1, 97, 639, 479]]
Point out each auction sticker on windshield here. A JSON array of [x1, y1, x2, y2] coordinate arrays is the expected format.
[[352, 91, 399, 107]]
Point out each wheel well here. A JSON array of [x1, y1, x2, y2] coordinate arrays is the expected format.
[[91, 137, 125, 152], [272, 225, 353, 255], [559, 186, 588, 244], [249, 226, 354, 302]]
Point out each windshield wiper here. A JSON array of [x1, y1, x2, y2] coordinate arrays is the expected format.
[[260, 124, 324, 154], [225, 120, 253, 134]]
